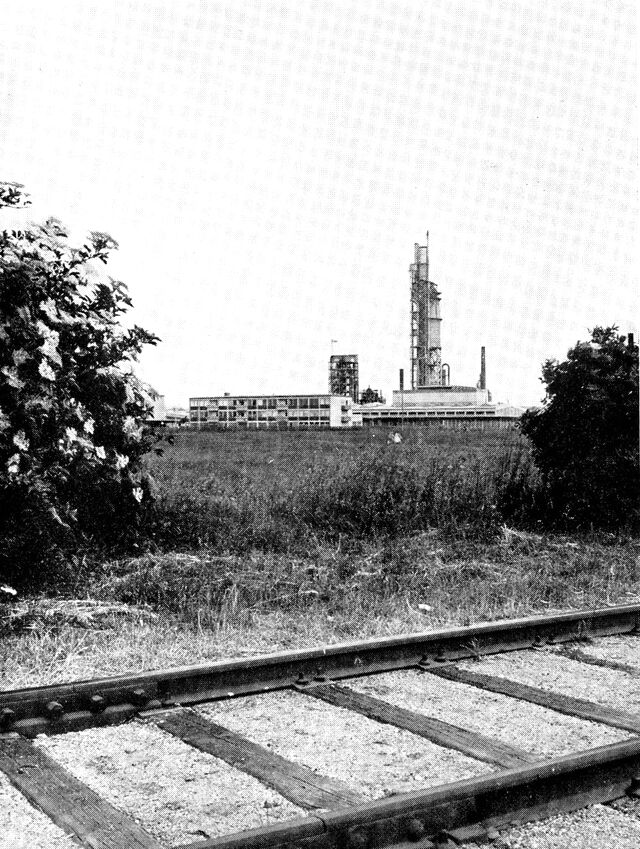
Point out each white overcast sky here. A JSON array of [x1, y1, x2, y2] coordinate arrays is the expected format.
[[1, 1, 637, 407]]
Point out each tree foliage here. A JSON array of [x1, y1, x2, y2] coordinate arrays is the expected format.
[[359, 387, 385, 404], [520, 326, 639, 530], [0, 182, 159, 587]]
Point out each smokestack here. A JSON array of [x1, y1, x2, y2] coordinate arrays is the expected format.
[[399, 368, 404, 391], [480, 347, 486, 390], [628, 333, 635, 349]]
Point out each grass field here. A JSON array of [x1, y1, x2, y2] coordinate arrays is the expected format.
[[3, 426, 639, 688], [142, 426, 539, 551], [148, 426, 525, 490]]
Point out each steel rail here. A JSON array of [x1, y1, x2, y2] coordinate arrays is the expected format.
[[1, 603, 639, 738], [175, 738, 640, 849]]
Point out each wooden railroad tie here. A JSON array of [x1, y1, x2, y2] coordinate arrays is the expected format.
[[0, 733, 163, 848], [297, 681, 536, 769], [428, 666, 640, 733], [150, 708, 363, 810]]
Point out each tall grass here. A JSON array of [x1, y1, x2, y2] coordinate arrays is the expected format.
[[96, 532, 640, 628], [6, 427, 639, 685], [144, 428, 539, 553]]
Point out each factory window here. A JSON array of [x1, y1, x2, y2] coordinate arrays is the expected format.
[[309, 398, 319, 409], [288, 398, 297, 409], [320, 401, 330, 409], [228, 411, 236, 421], [248, 399, 256, 409], [299, 398, 309, 409], [238, 398, 246, 406], [268, 399, 276, 409], [248, 411, 256, 420], [257, 398, 266, 408]]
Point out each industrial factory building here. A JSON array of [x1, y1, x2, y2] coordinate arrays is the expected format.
[[189, 235, 524, 431], [357, 235, 523, 427], [357, 403, 521, 429], [189, 394, 362, 429]]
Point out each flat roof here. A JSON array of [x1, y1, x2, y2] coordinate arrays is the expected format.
[[190, 393, 346, 400], [395, 385, 480, 393]]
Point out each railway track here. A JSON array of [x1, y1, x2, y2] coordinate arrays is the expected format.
[[1, 604, 640, 848]]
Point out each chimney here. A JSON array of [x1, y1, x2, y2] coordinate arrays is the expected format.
[[399, 368, 404, 391], [480, 347, 486, 390]]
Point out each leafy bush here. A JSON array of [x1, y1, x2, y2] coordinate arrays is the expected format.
[[493, 444, 547, 529], [0, 182, 159, 587], [521, 326, 639, 530]]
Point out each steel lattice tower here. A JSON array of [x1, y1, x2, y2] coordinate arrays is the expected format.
[[328, 354, 359, 403]]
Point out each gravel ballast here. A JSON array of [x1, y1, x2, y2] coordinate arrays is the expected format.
[[347, 669, 628, 757], [458, 648, 640, 712], [567, 635, 640, 670], [34, 721, 303, 844], [462, 803, 640, 849], [0, 772, 73, 849], [198, 690, 488, 799]]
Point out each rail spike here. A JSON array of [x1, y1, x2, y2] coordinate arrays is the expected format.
[[89, 694, 106, 713], [347, 827, 368, 849], [45, 701, 64, 721], [406, 817, 426, 841], [131, 688, 148, 707], [0, 707, 16, 729]]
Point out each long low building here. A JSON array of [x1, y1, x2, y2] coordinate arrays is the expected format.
[[391, 386, 491, 407], [189, 394, 362, 429], [359, 402, 524, 429]]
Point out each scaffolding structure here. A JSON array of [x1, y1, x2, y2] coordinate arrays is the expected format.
[[328, 354, 359, 403], [410, 233, 443, 389]]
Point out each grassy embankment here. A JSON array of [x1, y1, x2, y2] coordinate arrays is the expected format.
[[2, 427, 639, 689]]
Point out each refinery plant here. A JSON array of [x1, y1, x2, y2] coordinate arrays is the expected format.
[[189, 237, 524, 430]]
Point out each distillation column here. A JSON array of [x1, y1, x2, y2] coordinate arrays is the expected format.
[[410, 234, 443, 389]]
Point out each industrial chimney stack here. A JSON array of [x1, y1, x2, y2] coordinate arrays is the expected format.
[[479, 346, 486, 390]]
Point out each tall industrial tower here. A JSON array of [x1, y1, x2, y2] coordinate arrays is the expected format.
[[410, 234, 443, 389], [329, 354, 359, 402]]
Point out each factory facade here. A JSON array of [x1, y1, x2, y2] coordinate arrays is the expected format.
[[356, 403, 521, 429], [189, 394, 362, 429]]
